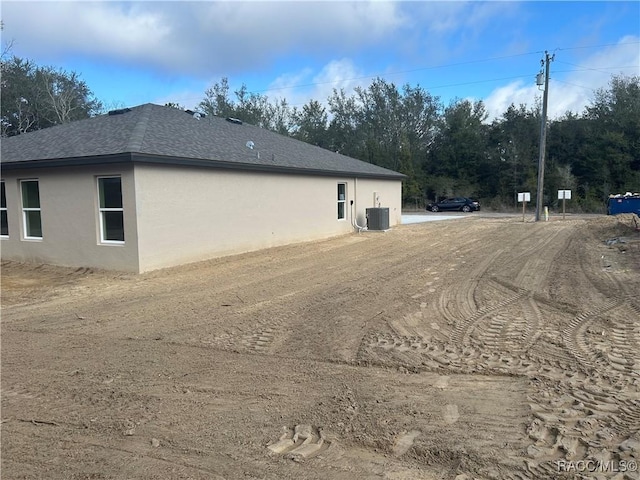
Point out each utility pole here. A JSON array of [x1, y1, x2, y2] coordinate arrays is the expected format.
[[535, 51, 554, 221]]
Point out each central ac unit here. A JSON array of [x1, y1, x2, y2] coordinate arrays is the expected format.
[[366, 207, 390, 231]]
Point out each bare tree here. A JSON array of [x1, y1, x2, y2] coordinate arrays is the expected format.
[[39, 68, 87, 124]]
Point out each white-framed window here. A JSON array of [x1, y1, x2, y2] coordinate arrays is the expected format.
[[21, 179, 42, 239], [1, 181, 8, 237], [98, 176, 124, 243], [337, 183, 346, 220]]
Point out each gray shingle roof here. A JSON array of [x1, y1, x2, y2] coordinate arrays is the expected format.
[[1, 103, 405, 180]]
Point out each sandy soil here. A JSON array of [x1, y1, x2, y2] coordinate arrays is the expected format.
[[2, 214, 639, 480]]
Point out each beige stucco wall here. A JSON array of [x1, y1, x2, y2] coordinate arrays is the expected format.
[[351, 177, 403, 228], [133, 164, 402, 272], [1, 163, 402, 273], [0, 165, 140, 272]]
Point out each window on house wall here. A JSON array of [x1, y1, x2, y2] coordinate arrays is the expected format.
[[98, 176, 124, 243], [337, 183, 346, 220], [1, 181, 8, 237], [21, 179, 42, 239]]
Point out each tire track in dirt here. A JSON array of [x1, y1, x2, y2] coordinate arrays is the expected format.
[[435, 249, 504, 327], [6, 428, 230, 479], [563, 298, 638, 379], [240, 328, 277, 353], [515, 227, 573, 293], [525, 379, 640, 479], [355, 219, 640, 479], [363, 297, 640, 479], [360, 330, 537, 378], [520, 297, 544, 352], [451, 289, 529, 346], [438, 225, 571, 351], [471, 307, 533, 355], [551, 224, 627, 307], [1, 387, 40, 400], [358, 319, 635, 476], [487, 223, 568, 291], [166, 221, 464, 355], [179, 222, 482, 360], [266, 223, 492, 362]]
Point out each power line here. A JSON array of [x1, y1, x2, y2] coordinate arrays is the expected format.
[[407, 74, 533, 91], [245, 41, 640, 96], [555, 61, 640, 75], [169, 41, 639, 108], [248, 51, 545, 94], [233, 67, 634, 108], [276, 73, 538, 108], [555, 41, 640, 52], [552, 78, 597, 92], [419, 67, 638, 93]]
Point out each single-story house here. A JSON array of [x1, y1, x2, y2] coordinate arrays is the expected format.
[[1, 103, 405, 273]]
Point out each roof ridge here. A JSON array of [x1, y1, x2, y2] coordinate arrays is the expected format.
[[126, 104, 153, 152]]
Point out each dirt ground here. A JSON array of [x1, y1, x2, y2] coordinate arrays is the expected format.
[[2, 213, 639, 480]]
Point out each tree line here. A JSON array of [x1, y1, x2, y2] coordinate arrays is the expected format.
[[2, 53, 638, 212]]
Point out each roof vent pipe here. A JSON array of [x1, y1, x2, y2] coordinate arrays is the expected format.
[[108, 108, 132, 116]]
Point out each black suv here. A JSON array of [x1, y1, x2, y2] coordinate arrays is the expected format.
[[426, 197, 480, 213]]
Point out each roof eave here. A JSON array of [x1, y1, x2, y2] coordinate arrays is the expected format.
[[1, 153, 407, 180], [132, 154, 407, 179], [1, 153, 134, 170]]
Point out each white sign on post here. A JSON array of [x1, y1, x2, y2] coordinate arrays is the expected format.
[[518, 192, 531, 202], [558, 190, 571, 220], [518, 192, 530, 222], [558, 190, 571, 200]]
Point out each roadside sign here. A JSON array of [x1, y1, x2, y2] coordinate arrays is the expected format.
[[558, 190, 571, 219], [518, 192, 530, 222], [558, 190, 571, 200]]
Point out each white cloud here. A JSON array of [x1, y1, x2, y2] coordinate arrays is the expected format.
[[483, 81, 540, 120], [419, 1, 517, 36], [262, 57, 378, 111], [3, 2, 179, 65], [310, 58, 370, 101], [152, 88, 209, 112], [264, 68, 316, 105], [2, 1, 407, 75]]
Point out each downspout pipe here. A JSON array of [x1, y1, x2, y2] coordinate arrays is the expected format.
[[351, 178, 367, 232], [351, 200, 367, 232]]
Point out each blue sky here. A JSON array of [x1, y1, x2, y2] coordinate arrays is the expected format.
[[2, 1, 639, 121]]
